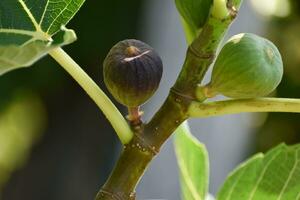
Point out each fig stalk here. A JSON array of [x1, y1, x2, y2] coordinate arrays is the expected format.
[[127, 107, 143, 125]]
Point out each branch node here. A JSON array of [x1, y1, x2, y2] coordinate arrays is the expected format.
[[171, 87, 197, 102], [188, 45, 215, 61]]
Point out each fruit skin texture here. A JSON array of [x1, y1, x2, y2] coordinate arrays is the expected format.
[[103, 39, 163, 107], [206, 33, 283, 98]]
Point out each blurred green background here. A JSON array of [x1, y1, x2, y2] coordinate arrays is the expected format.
[[0, 0, 300, 199]]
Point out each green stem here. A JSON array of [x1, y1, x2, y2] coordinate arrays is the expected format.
[[95, 93, 188, 200], [96, 144, 153, 200], [49, 47, 133, 144], [173, 13, 233, 98], [144, 92, 189, 149], [188, 98, 300, 118]]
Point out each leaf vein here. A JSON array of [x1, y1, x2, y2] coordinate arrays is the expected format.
[[18, 0, 40, 31], [225, 167, 247, 200], [276, 151, 299, 200], [46, 0, 73, 34], [178, 158, 203, 200], [247, 150, 282, 200], [39, 0, 51, 25], [0, 29, 50, 42]]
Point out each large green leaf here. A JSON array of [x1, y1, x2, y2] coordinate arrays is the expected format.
[[174, 122, 209, 200], [0, 0, 85, 75], [217, 143, 300, 200], [175, 0, 213, 44]]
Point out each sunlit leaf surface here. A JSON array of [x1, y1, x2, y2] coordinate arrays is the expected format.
[[0, 0, 85, 75], [218, 143, 300, 200]]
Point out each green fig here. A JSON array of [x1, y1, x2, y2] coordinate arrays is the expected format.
[[103, 39, 163, 107], [205, 33, 283, 98]]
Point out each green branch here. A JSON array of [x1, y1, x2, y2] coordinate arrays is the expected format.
[[49, 47, 133, 144], [188, 98, 300, 118], [173, 0, 241, 98]]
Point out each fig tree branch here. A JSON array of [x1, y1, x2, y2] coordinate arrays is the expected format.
[[49, 47, 133, 144], [146, 0, 243, 148], [188, 98, 300, 118], [96, 1, 243, 199]]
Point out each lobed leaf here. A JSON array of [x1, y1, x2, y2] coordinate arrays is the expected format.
[[0, 0, 85, 75], [174, 122, 209, 200], [217, 143, 300, 200]]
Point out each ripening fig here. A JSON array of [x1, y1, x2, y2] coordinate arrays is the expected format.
[[205, 33, 283, 98], [103, 39, 163, 109]]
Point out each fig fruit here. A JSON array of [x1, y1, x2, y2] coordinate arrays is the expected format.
[[205, 33, 283, 98], [103, 39, 163, 107]]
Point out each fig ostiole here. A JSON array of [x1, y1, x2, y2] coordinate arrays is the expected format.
[[103, 39, 163, 124], [204, 33, 283, 99]]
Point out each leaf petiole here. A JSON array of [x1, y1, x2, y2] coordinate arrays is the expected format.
[[49, 47, 133, 144], [188, 97, 300, 118]]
